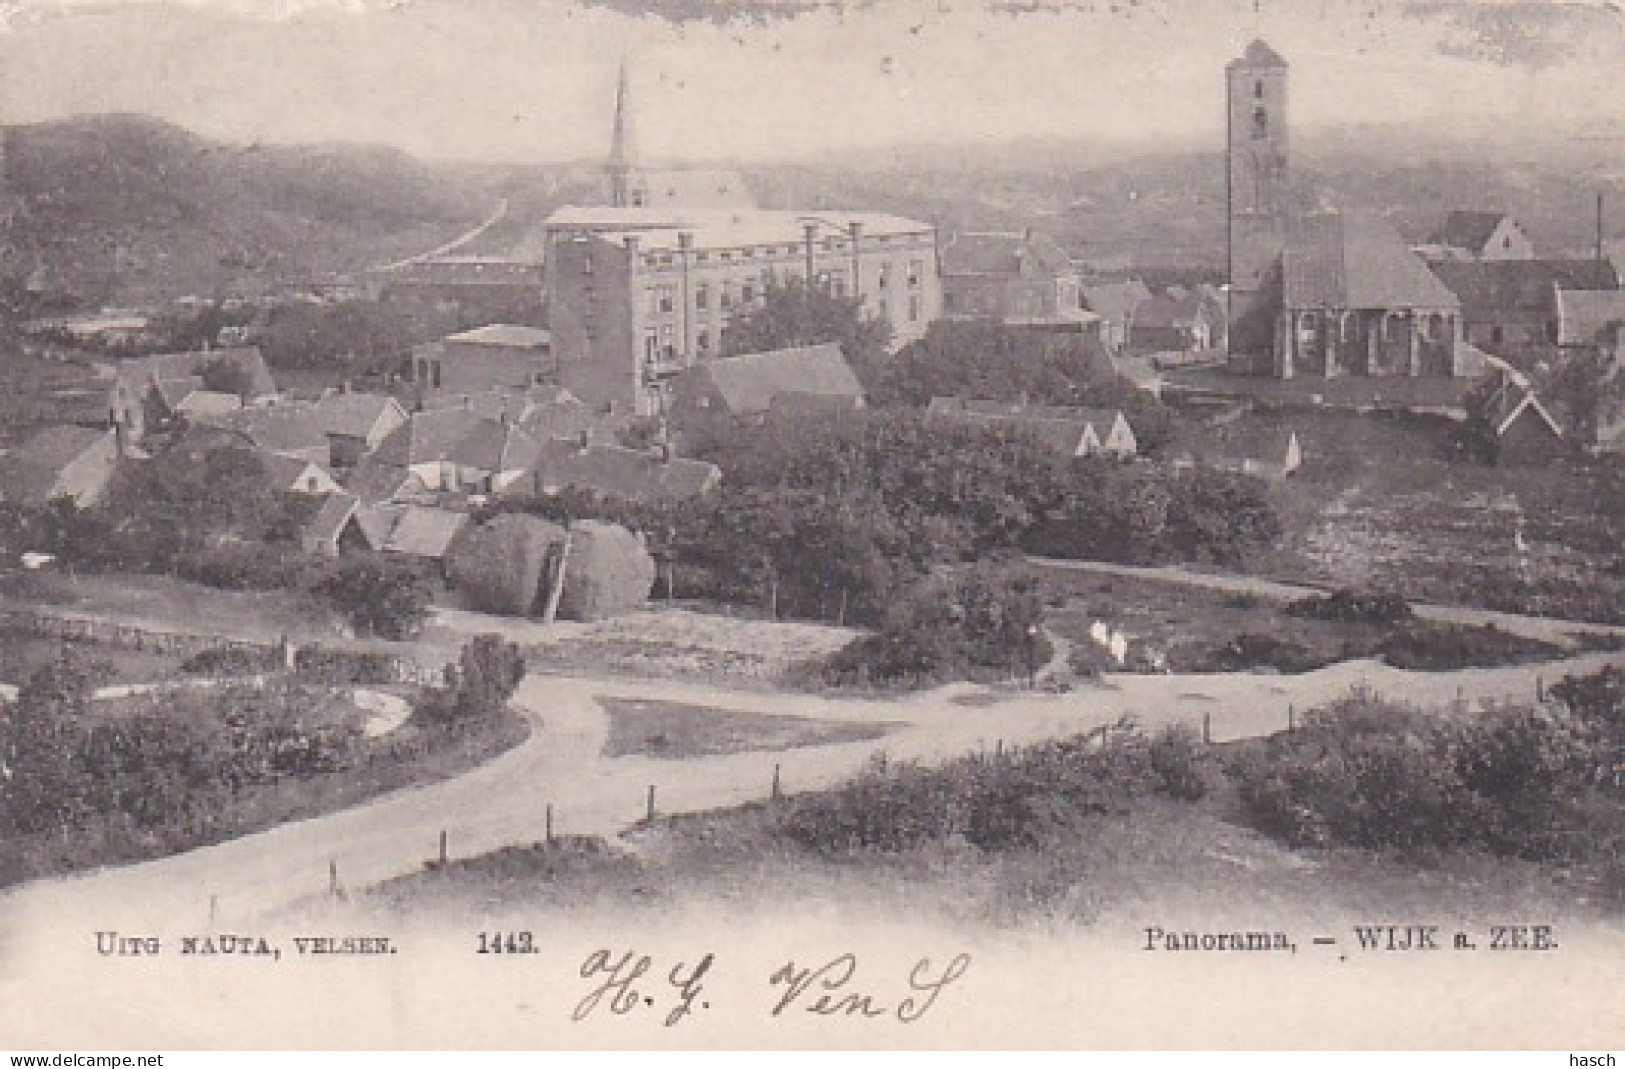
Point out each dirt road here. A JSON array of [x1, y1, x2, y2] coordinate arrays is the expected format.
[[4, 645, 1617, 932]]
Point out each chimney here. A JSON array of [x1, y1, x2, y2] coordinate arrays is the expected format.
[[803, 222, 818, 286], [340, 379, 351, 395], [624, 235, 641, 256], [577, 429, 590, 452], [658, 441, 672, 464], [677, 231, 693, 252]]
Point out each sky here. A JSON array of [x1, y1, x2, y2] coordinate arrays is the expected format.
[[0, 0, 1622, 164]]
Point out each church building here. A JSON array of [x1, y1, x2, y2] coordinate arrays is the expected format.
[[1224, 40, 1463, 380]]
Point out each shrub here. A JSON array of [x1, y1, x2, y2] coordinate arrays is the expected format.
[[1286, 589, 1413, 625], [1231, 690, 1596, 858], [293, 646, 398, 685], [1377, 622, 1561, 671], [1204, 633, 1331, 674], [415, 635, 527, 728], [310, 553, 432, 640], [1148, 724, 1212, 801], [179, 645, 282, 676]]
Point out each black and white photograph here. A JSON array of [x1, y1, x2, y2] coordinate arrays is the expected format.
[[0, 0, 1622, 1051]]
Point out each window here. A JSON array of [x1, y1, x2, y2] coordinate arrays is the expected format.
[[695, 282, 710, 310], [658, 286, 675, 314], [1254, 79, 1263, 99], [908, 259, 923, 288], [431, 360, 442, 388], [879, 299, 889, 321], [644, 331, 659, 361], [832, 276, 847, 298], [908, 294, 921, 322], [1252, 106, 1268, 140], [720, 284, 734, 310], [697, 332, 711, 355], [581, 254, 594, 276], [878, 264, 892, 291]]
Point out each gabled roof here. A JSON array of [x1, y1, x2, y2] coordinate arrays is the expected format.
[[1131, 290, 1209, 330], [374, 506, 469, 560], [154, 375, 205, 410], [261, 452, 332, 490], [1474, 376, 1566, 440], [444, 324, 551, 350], [1431, 210, 1514, 252], [1179, 420, 1301, 466], [312, 391, 406, 440], [173, 390, 243, 417], [304, 491, 359, 548], [1284, 213, 1460, 311], [1554, 288, 1625, 347], [941, 231, 1075, 278], [1082, 280, 1153, 326], [0, 426, 114, 504], [1230, 38, 1288, 69], [691, 344, 864, 414], [926, 397, 1111, 455], [345, 458, 420, 505], [508, 441, 721, 505]]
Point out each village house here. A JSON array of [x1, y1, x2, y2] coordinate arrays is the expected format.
[[1429, 259, 1619, 365], [193, 404, 334, 467], [1082, 279, 1153, 354], [411, 324, 554, 396], [261, 453, 342, 496], [926, 397, 1138, 459], [1174, 409, 1305, 479], [939, 230, 1094, 332], [1469, 371, 1571, 465], [1419, 211, 1537, 263], [0, 426, 121, 507], [1127, 285, 1226, 355], [108, 347, 277, 444], [361, 407, 543, 496], [501, 438, 721, 507], [310, 390, 409, 468], [667, 343, 866, 428]]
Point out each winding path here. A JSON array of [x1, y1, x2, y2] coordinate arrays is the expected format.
[[3, 644, 1617, 932]]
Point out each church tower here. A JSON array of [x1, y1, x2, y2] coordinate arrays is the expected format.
[[1226, 39, 1290, 358], [606, 57, 639, 208]]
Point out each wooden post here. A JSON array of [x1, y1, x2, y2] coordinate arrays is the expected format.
[[329, 860, 339, 897], [1202, 712, 1212, 746], [438, 829, 448, 866], [771, 763, 782, 801], [1288, 704, 1295, 732], [209, 895, 218, 924], [995, 738, 1004, 759], [646, 784, 656, 822], [1536, 675, 1544, 702], [545, 804, 554, 845]]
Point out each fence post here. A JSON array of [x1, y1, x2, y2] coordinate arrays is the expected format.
[[1202, 712, 1212, 746], [646, 784, 656, 823], [1536, 674, 1545, 703], [545, 804, 554, 845], [995, 738, 1004, 759], [328, 860, 339, 897], [771, 763, 782, 801], [438, 829, 448, 866], [209, 895, 218, 925], [1288, 704, 1295, 733]]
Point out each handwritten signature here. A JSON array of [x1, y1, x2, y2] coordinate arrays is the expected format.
[[572, 948, 971, 1027]]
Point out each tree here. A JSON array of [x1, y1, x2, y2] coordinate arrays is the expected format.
[[198, 356, 255, 400], [720, 277, 891, 370], [312, 553, 432, 640]]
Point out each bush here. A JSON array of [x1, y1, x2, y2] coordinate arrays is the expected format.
[[778, 723, 1159, 856], [414, 635, 527, 728], [1285, 589, 1413, 625], [179, 645, 282, 676], [293, 645, 400, 685], [1203, 633, 1332, 674], [1231, 690, 1596, 858], [310, 553, 432, 640], [1148, 724, 1212, 801], [1377, 622, 1561, 671], [181, 541, 312, 592]]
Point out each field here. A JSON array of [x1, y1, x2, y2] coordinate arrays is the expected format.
[[1167, 406, 1625, 625], [1039, 567, 1566, 674], [599, 696, 898, 759], [0, 351, 109, 447], [0, 626, 186, 686]]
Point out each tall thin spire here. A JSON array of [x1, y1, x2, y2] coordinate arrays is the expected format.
[[607, 55, 637, 208]]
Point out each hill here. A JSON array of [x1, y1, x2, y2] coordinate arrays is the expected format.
[[1, 114, 492, 309]]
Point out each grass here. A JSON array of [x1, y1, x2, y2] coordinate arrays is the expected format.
[[374, 739, 1620, 931], [598, 696, 898, 759], [1040, 569, 1566, 674]]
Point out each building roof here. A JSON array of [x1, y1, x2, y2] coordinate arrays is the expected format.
[[1430, 210, 1514, 252], [443, 419, 543, 474], [627, 168, 756, 210], [154, 375, 205, 410], [1131, 289, 1211, 331], [1230, 38, 1288, 69], [172, 390, 243, 417], [542, 207, 934, 254], [1554, 288, 1625, 347], [420, 386, 589, 428], [1283, 212, 1460, 311], [373, 505, 469, 560], [443, 324, 552, 350], [1473, 375, 1566, 440], [369, 408, 489, 468], [312, 391, 406, 440], [508, 441, 721, 505], [344, 458, 420, 504], [202, 403, 331, 458], [0, 426, 113, 504], [1082, 280, 1153, 327], [261, 452, 331, 490], [1179, 420, 1301, 466], [112, 347, 276, 399], [926, 397, 1127, 456], [691, 344, 865, 415], [941, 231, 1075, 278], [304, 491, 359, 548], [1430, 259, 1620, 321]]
